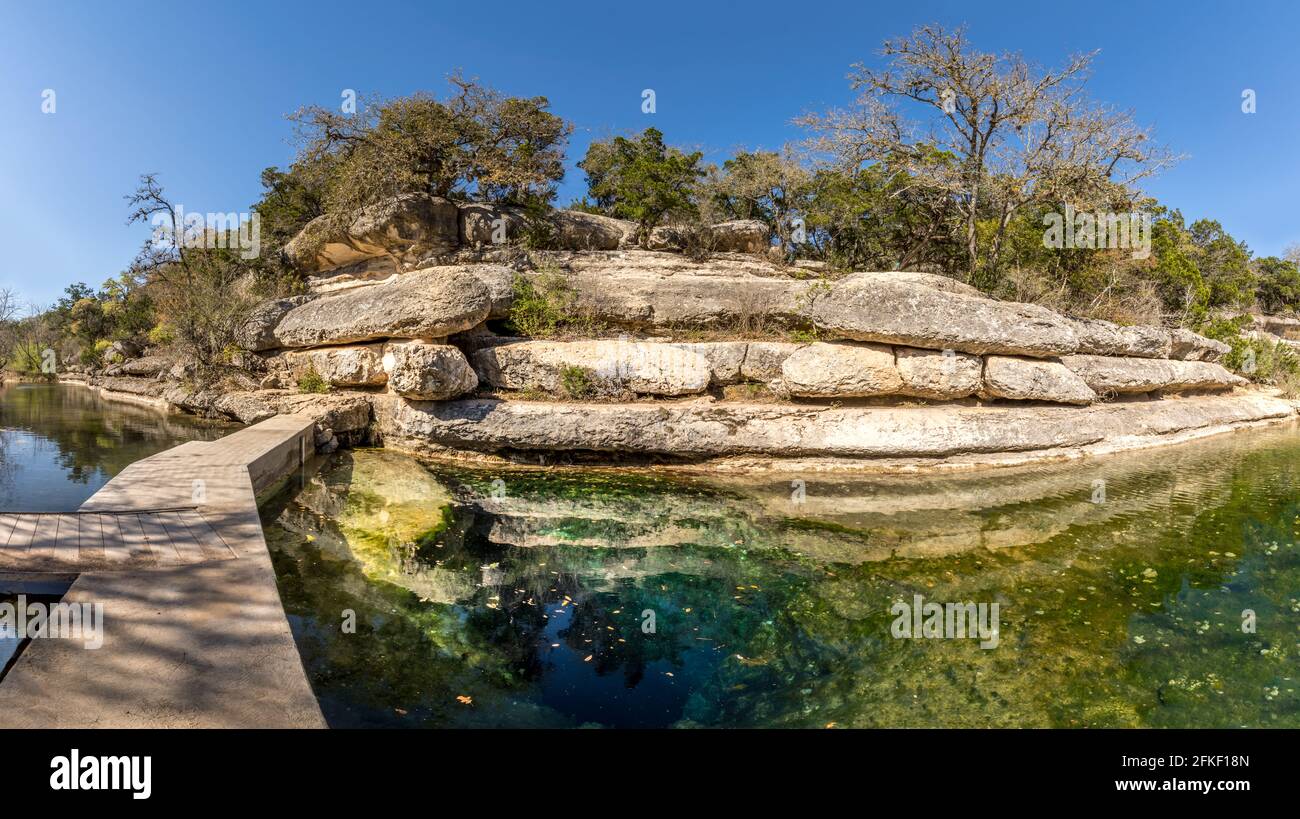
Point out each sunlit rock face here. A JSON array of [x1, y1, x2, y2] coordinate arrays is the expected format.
[[382, 341, 478, 401], [272, 269, 491, 348], [981, 356, 1097, 405], [471, 340, 711, 397], [1061, 354, 1246, 395]]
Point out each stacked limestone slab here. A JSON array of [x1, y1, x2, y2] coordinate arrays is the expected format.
[[151, 192, 1274, 465]]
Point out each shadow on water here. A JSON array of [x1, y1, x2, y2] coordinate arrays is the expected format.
[[261, 422, 1300, 728]]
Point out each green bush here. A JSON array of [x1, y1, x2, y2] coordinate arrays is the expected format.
[[558, 365, 596, 399], [506, 269, 602, 338], [296, 365, 329, 394], [148, 323, 175, 346], [1200, 316, 1300, 383]]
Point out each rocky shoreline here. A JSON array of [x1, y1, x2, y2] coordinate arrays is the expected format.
[[55, 193, 1299, 473]]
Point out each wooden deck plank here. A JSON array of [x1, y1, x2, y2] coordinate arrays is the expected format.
[[116, 513, 154, 563], [137, 513, 180, 564], [157, 511, 206, 563], [0, 508, 246, 570], [54, 514, 81, 562], [4, 514, 39, 554], [78, 514, 105, 560], [0, 514, 20, 546], [174, 509, 237, 560], [27, 515, 60, 561], [98, 514, 130, 562]]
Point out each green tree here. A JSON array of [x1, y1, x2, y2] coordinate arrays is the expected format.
[[578, 128, 705, 245], [288, 74, 571, 222], [1254, 256, 1300, 314]]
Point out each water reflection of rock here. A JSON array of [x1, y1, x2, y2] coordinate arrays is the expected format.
[[453, 427, 1264, 564], [265, 426, 1300, 727]]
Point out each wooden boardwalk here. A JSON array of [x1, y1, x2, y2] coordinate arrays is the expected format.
[[0, 412, 327, 728], [0, 508, 237, 572]]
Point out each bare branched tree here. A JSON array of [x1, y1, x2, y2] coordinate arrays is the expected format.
[[798, 24, 1181, 280]]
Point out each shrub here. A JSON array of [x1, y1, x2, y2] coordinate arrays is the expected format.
[[1201, 316, 1300, 383], [296, 365, 329, 394], [506, 269, 602, 338], [558, 365, 596, 399], [148, 323, 175, 346]]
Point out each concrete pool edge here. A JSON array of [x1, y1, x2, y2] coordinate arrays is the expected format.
[[0, 416, 326, 728]]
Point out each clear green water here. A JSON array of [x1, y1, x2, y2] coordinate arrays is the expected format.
[[0, 383, 235, 511], [261, 424, 1300, 728]]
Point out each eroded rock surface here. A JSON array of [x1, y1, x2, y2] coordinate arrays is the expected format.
[[472, 340, 711, 396], [273, 268, 490, 348], [982, 356, 1096, 405], [1061, 355, 1246, 394], [383, 341, 479, 400]]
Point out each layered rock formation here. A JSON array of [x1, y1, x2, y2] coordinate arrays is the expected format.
[[73, 192, 1285, 470]]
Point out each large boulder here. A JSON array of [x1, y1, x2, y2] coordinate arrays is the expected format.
[[527, 259, 815, 331], [779, 342, 903, 398], [284, 193, 459, 273], [105, 354, 171, 378], [458, 203, 528, 248], [851, 271, 982, 297], [101, 340, 142, 366], [280, 344, 387, 387], [1061, 354, 1246, 395], [740, 342, 803, 381], [272, 268, 491, 348], [669, 341, 749, 385], [982, 356, 1096, 405], [811, 276, 1080, 357], [382, 341, 479, 401], [1169, 329, 1230, 362], [895, 346, 982, 400], [471, 340, 711, 396], [549, 211, 637, 250], [1249, 313, 1300, 339], [710, 220, 769, 254], [237, 295, 316, 351], [1067, 317, 1171, 359]]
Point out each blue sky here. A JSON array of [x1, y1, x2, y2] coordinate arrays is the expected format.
[[1, 0, 1297, 307]]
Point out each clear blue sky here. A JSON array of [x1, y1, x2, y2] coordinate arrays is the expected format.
[[2, 0, 1297, 307]]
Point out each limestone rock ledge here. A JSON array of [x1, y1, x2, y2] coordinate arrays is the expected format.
[[371, 392, 1296, 467]]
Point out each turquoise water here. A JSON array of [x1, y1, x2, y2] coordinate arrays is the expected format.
[[261, 424, 1300, 728], [0, 383, 234, 511]]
